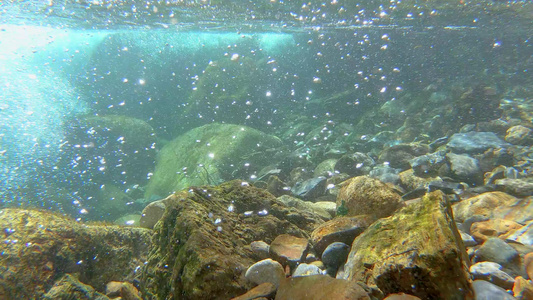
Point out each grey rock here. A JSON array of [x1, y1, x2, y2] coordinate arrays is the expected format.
[[495, 178, 533, 198], [245, 258, 285, 288], [460, 231, 478, 248], [475, 238, 519, 267], [472, 280, 516, 300], [250, 241, 270, 260], [470, 262, 515, 290], [445, 153, 482, 185], [447, 132, 511, 154], [334, 152, 375, 176], [321, 242, 350, 269], [291, 176, 327, 201], [292, 263, 322, 277], [409, 151, 446, 176]]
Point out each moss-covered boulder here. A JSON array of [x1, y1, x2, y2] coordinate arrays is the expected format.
[[144, 123, 282, 199], [140, 180, 324, 300], [341, 191, 473, 300], [0, 209, 151, 299]]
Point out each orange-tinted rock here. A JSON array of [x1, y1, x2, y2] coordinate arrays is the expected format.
[[452, 191, 518, 223], [275, 275, 370, 300], [470, 219, 523, 243], [341, 191, 472, 300], [524, 252, 533, 280], [384, 293, 422, 300], [337, 176, 404, 218], [310, 215, 374, 255], [492, 197, 533, 224], [231, 282, 277, 300], [505, 125, 532, 146], [270, 234, 310, 267], [513, 276, 533, 300]]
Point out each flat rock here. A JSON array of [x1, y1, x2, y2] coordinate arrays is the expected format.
[[291, 176, 327, 201], [231, 282, 277, 300], [337, 176, 404, 219], [470, 262, 515, 290], [452, 191, 518, 223], [447, 132, 511, 154], [503, 220, 533, 246], [277, 195, 331, 221], [275, 275, 370, 300], [460, 231, 478, 247], [310, 215, 373, 255], [472, 280, 516, 300], [445, 153, 482, 185], [383, 294, 422, 300], [470, 219, 523, 243], [270, 234, 310, 268], [495, 178, 533, 198], [341, 191, 473, 300], [140, 180, 324, 299], [409, 151, 446, 177], [492, 197, 533, 225], [245, 259, 286, 288]]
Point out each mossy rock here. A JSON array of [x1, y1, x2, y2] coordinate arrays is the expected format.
[[0, 209, 151, 299], [140, 180, 324, 300], [144, 123, 282, 200], [341, 191, 473, 299]]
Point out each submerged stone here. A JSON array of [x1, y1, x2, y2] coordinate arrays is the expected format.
[[245, 259, 286, 288], [340, 191, 473, 300], [447, 132, 511, 154], [144, 123, 282, 200], [275, 275, 370, 300], [43, 274, 110, 300], [310, 215, 373, 256], [291, 176, 327, 201]]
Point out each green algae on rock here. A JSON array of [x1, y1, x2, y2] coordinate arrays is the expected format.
[[0, 209, 151, 299], [341, 191, 473, 300], [140, 180, 324, 300], [144, 123, 282, 200]]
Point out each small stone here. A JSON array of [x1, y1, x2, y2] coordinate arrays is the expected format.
[[310, 215, 373, 255], [525, 252, 533, 280], [444, 153, 482, 185], [470, 219, 523, 243], [513, 276, 533, 300], [305, 253, 318, 263], [275, 275, 370, 300], [269, 234, 309, 268], [291, 177, 327, 201], [495, 179, 533, 198], [470, 262, 515, 290], [292, 263, 322, 277], [44, 274, 110, 300], [460, 231, 478, 248], [475, 238, 520, 268], [472, 280, 516, 300], [139, 200, 166, 229], [505, 125, 532, 146], [231, 282, 277, 300], [314, 158, 338, 177], [250, 241, 270, 260], [311, 201, 337, 218], [309, 260, 325, 270], [245, 259, 285, 288], [106, 281, 124, 297], [120, 282, 142, 300], [503, 221, 533, 247], [447, 132, 511, 154], [321, 242, 350, 270]]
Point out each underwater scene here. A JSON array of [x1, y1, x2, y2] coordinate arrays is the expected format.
[[1, 0, 533, 299]]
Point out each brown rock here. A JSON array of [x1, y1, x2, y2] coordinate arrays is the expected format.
[[525, 252, 533, 280], [398, 169, 439, 192], [266, 175, 291, 197], [495, 178, 533, 198], [452, 191, 518, 223], [43, 274, 110, 300], [120, 282, 142, 300], [140, 180, 324, 300], [513, 276, 533, 300], [341, 191, 473, 300], [337, 176, 404, 218], [275, 275, 370, 300], [492, 197, 533, 225], [250, 241, 270, 260], [231, 282, 277, 300], [384, 293, 422, 300], [310, 215, 374, 255], [270, 234, 310, 267], [470, 219, 523, 243]]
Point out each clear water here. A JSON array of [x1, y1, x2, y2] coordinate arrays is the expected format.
[[0, 0, 532, 224]]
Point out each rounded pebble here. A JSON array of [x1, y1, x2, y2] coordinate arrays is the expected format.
[[292, 263, 322, 277], [245, 259, 285, 288], [321, 242, 350, 269]]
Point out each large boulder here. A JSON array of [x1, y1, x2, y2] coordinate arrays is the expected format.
[[0, 209, 151, 299], [144, 123, 282, 200], [140, 180, 324, 300], [336, 176, 403, 219], [341, 191, 473, 299]]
